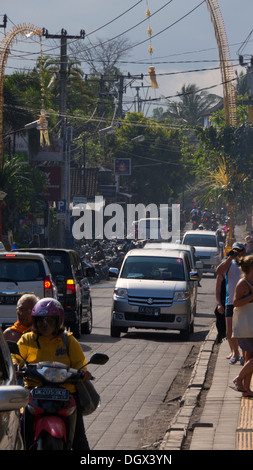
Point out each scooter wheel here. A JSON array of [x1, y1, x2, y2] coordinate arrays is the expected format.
[[37, 432, 64, 450]]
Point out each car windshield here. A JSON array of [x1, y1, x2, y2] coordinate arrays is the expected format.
[[0, 259, 44, 282], [120, 256, 185, 281], [183, 234, 217, 247], [44, 254, 67, 280]]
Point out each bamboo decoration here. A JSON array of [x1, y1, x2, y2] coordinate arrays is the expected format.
[[146, 2, 158, 89], [37, 35, 50, 147], [0, 23, 43, 163]]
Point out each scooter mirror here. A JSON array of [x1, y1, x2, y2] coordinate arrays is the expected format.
[[7, 341, 20, 355], [88, 353, 109, 365]]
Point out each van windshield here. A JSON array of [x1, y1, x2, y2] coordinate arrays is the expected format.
[[120, 256, 185, 281], [183, 234, 217, 247]]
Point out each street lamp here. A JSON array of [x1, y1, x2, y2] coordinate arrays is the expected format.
[[0, 190, 7, 240]]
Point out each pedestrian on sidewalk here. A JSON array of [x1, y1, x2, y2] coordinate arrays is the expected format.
[[232, 255, 253, 396], [214, 273, 226, 343], [216, 242, 246, 364], [245, 234, 253, 255]]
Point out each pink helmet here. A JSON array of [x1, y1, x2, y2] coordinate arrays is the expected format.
[[32, 298, 64, 332]]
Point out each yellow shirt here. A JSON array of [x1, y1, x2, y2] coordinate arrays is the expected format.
[[14, 331, 87, 393]]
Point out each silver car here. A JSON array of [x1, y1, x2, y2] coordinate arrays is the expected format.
[[181, 230, 223, 275], [0, 252, 57, 329], [143, 242, 203, 278], [109, 249, 198, 340]]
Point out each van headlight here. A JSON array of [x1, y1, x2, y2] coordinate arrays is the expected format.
[[114, 288, 128, 299], [174, 291, 189, 301]]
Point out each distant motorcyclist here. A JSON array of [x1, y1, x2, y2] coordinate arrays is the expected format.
[[190, 207, 200, 229], [203, 208, 211, 220], [203, 208, 211, 229]]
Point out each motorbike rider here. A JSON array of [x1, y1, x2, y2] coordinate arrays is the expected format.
[[13, 298, 92, 450], [3, 293, 39, 342]]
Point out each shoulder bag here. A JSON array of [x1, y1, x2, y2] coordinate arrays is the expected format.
[[75, 379, 101, 416], [61, 331, 100, 415]]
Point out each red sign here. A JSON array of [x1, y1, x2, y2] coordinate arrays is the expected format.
[[41, 167, 62, 201]]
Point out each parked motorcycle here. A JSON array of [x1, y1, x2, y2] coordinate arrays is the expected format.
[[8, 341, 108, 450]]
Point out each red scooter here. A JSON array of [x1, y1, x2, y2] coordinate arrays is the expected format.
[[8, 342, 108, 450]]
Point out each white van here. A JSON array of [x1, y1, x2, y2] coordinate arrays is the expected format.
[[137, 218, 171, 240], [109, 248, 198, 340]]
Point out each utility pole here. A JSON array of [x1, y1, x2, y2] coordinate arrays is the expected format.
[[239, 55, 253, 122], [0, 14, 7, 29], [42, 28, 85, 136], [42, 28, 85, 246]]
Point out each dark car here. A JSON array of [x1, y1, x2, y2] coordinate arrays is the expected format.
[[0, 328, 29, 449], [14, 248, 93, 339]]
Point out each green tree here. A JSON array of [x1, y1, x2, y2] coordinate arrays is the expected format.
[[0, 155, 46, 238], [161, 84, 221, 126], [107, 112, 188, 204]]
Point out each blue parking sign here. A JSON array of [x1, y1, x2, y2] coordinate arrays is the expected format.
[[56, 200, 66, 211]]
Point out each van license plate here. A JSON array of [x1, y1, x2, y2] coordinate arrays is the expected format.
[[0, 295, 19, 305], [138, 306, 160, 315]]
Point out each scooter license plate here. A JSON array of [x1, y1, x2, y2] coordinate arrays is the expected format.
[[32, 387, 70, 401]]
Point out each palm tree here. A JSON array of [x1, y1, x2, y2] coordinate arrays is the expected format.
[[198, 155, 248, 248], [165, 83, 221, 126]]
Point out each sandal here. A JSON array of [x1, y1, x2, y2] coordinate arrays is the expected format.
[[231, 378, 246, 392], [229, 385, 245, 393], [229, 356, 239, 364]]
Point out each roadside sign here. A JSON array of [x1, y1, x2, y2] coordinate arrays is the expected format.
[[56, 200, 66, 211], [56, 212, 66, 220]]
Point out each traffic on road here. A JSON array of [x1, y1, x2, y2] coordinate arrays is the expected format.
[[0, 219, 241, 450]]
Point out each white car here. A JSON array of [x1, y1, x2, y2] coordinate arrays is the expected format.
[[181, 230, 223, 275], [109, 248, 198, 340], [0, 252, 57, 329], [143, 242, 203, 273]]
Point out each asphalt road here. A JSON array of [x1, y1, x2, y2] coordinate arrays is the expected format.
[[78, 272, 217, 451]]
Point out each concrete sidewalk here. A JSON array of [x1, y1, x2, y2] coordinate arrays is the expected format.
[[190, 223, 253, 450], [160, 323, 253, 450], [189, 335, 246, 450]]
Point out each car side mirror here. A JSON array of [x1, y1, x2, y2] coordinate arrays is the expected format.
[[109, 268, 119, 278]]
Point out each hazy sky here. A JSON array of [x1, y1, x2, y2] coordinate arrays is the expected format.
[[1, 0, 253, 114]]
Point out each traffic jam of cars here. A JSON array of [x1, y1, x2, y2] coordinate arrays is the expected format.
[[0, 217, 224, 450]]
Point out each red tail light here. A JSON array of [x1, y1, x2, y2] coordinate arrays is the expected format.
[[66, 279, 76, 294], [44, 276, 53, 296], [4, 254, 16, 257]]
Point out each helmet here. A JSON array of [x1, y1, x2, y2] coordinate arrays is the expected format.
[[32, 298, 64, 333]]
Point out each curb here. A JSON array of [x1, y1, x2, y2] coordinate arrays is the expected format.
[[159, 322, 217, 450]]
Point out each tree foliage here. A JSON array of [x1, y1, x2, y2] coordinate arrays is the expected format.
[[106, 112, 191, 204]]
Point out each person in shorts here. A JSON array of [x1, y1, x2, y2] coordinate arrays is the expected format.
[[216, 242, 246, 364]]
